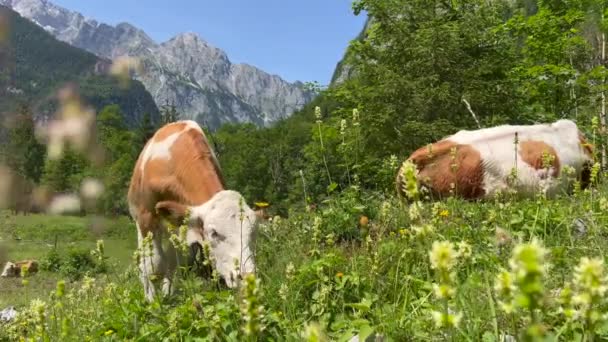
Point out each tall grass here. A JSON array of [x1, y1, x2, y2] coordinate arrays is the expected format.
[[2, 114, 608, 340]]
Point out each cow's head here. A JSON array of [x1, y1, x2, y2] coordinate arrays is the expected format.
[[1, 262, 16, 277], [156, 190, 257, 288]]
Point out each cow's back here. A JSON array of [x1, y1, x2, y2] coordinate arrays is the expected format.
[[401, 119, 593, 200], [451, 120, 590, 183], [128, 121, 225, 218]]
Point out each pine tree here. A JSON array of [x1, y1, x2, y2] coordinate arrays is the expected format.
[[159, 100, 181, 125], [135, 112, 157, 147], [95, 104, 138, 215]]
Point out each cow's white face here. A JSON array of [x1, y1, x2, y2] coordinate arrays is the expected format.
[[156, 190, 257, 288], [192, 190, 256, 287]]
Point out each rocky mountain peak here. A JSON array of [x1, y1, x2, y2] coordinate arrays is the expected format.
[[2, 0, 315, 128]]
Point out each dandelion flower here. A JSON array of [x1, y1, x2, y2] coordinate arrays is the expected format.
[[254, 201, 269, 208]]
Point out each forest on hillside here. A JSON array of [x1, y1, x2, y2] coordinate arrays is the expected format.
[[0, 5, 159, 129]]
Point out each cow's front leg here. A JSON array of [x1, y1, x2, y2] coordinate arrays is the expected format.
[[138, 226, 166, 302], [162, 242, 180, 297]]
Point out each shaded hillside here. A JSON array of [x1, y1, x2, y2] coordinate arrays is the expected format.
[[0, 5, 159, 128]]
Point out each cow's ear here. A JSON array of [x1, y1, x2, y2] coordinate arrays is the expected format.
[[156, 201, 189, 226]]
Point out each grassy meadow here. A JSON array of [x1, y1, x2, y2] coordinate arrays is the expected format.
[[0, 212, 136, 308], [1, 179, 608, 341], [3, 1, 608, 339]]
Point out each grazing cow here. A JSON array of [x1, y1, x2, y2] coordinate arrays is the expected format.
[[128, 120, 257, 301], [396, 119, 594, 200], [1, 260, 38, 277], [254, 209, 269, 221]]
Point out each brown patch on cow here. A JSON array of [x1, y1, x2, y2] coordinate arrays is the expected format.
[[405, 140, 485, 200], [408, 140, 459, 169], [128, 123, 227, 238], [153, 122, 187, 142], [578, 131, 594, 159], [519, 140, 560, 178], [182, 128, 226, 188], [156, 201, 189, 226]]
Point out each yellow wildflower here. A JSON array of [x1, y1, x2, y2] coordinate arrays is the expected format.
[[456, 241, 472, 259], [429, 241, 457, 271]]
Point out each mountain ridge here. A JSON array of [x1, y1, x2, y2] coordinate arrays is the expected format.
[[0, 4, 160, 129], [0, 0, 315, 128]]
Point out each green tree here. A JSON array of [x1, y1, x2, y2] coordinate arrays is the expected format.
[[500, 0, 608, 166], [41, 146, 89, 193], [94, 104, 138, 215], [287, 0, 524, 202], [580, 0, 608, 167], [502, 0, 592, 122], [2, 103, 46, 183], [135, 111, 157, 147]]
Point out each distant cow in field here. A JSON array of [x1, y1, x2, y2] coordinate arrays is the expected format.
[[128, 120, 258, 301], [1, 260, 38, 277], [254, 209, 269, 221], [253, 203, 271, 222], [396, 119, 594, 201]]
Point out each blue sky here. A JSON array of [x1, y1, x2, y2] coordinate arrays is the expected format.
[[52, 0, 367, 85]]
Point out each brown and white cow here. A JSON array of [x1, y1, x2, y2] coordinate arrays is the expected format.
[[254, 208, 270, 222], [1, 260, 38, 277], [128, 120, 257, 301], [396, 119, 594, 200]]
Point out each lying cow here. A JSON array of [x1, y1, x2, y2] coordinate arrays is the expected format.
[[396, 119, 594, 200], [128, 120, 257, 301], [1, 260, 38, 277]]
